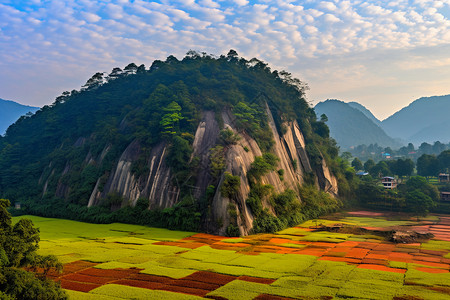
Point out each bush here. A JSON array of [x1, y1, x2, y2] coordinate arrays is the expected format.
[[220, 129, 241, 145], [210, 145, 225, 179], [247, 153, 279, 182], [220, 172, 241, 198]]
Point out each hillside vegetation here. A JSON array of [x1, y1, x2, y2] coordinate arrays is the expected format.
[[0, 51, 346, 235]]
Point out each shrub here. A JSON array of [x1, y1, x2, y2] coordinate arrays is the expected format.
[[247, 153, 279, 182], [220, 128, 241, 145], [220, 172, 241, 198]]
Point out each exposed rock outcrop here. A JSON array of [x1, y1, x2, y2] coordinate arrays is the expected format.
[[39, 107, 338, 235]]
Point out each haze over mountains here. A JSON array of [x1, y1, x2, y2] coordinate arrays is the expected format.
[[314, 100, 401, 150], [381, 95, 450, 145], [315, 95, 450, 150], [0, 98, 39, 135]]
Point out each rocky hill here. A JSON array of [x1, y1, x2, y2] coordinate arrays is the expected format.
[[0, 98, 38, 135], [314, 99, 401, 149], [0, 51, 342, 236]]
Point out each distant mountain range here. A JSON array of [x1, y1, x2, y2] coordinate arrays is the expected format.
[[348, 101, 382, 127], [315, 94, 450, 149], [314, 100, 401, 149], [0, 98, 39, 135], [381, 95, 450, 145]]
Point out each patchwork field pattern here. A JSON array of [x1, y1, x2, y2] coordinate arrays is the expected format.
[[14, 213, 450, 299]]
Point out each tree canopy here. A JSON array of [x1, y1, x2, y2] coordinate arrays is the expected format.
[[0, 199, 66, 300]]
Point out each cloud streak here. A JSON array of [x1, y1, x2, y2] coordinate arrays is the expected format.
[[1, 1, 450, 118]]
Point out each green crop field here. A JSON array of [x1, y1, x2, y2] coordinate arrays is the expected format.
[[13, 213, 450, 299]]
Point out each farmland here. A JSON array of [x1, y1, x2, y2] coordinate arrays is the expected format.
[[14, 212, 450, 299]]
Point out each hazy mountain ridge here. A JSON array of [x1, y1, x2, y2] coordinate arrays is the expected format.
[[348, 101, 382, 127], [381, 95, 450, 144], [0, 98, 39, 135], [314, 99, 401, 149]]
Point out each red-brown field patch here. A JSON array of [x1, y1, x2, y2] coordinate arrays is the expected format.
[[361, 258, 388, 265], [62, 273, 116, 285], [338, 241, 360, 247], [269, 238, 294, 244], [366, 253, 389, 260], [159, 284, 210, 297], [346, 247, 369, 259], [113, 279, 166, 289], [412, 261, 450, 269], [181, 271, 237, 285], [254, 294, 298, 300], [128, 273, 173, 283], [170, 279, 221, 291], [357, 264, 406, 273], [374, 244, 397, 251], [355, 242, 379, 250], [319, 256, 361, 264], [412, 255, 442, 263], [238, 276, 276, 284], [295, 248, 327, 256], [79, 267, 141, 279], [60, 260, 99, 275], [59, 279, 101, 292]]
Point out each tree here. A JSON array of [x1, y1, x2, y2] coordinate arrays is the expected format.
[[0, 199, 67, 299], [419, 142, 432, 155], [364, 159, 375, 173], [433, 141, 446, 154], [417, 154, 439, 178], [394, 158, 414, 178], [320, 114, 328, 122], [402, 176, 439, 202], [370, 161, 391, 177], [351, 158, 363, 171], [438, 150, 450, 173], [160, 101, 183, 137], [405, 190, 435, 218]]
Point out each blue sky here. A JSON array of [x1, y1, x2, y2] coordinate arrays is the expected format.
[[2, 0, 450, 119]]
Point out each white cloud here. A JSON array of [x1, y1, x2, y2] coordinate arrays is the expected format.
[[323, 14, 341, 23], [319, 2, 337, 11], [82, 12, 101, 23], [1, 0, 450, 120], [234, 0, 248, 6]]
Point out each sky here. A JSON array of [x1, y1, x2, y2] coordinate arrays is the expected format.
[[2, 1, 450, 120]]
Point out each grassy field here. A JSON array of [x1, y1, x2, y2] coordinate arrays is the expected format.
[[13, 212, 450, 299]]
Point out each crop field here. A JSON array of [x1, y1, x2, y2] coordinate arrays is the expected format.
[[13, 212, 450, 299]]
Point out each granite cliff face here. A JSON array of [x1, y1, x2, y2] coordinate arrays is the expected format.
[[40, 106, 338, 235]]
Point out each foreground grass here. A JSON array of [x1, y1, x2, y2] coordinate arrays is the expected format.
[[13, 214, 450, 299]]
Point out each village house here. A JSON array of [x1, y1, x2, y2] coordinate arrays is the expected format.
[[441, 192, 450, 202], [381, 176, 397, 189], [439, 173, 450, 183]]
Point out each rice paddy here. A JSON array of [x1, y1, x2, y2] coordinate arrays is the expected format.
[[14, 211, 450, 299]]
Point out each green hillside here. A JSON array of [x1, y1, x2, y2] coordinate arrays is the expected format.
[[0, 51, 344, 234]]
